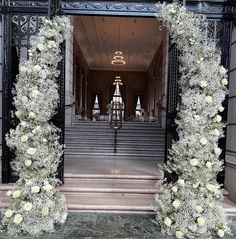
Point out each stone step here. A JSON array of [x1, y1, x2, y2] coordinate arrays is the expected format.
[[66, 127, 165, 132], [72, 122, 160, 127], [66, 130, 164, 134], [65, 146, 164, 152], [65, 141, 165, 147], [64, 171, 163, 180], [65, 137, 165, 142], [60, 178, 161, 194], [65, 193, 155, 212], [64, 151, 165, 157]]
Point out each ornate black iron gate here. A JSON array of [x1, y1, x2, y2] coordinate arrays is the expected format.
[[1, 1, 65, 183]]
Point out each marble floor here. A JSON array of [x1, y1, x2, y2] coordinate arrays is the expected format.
[[0, 213, 235, 239]]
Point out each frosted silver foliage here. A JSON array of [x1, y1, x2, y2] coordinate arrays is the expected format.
[[155, 2, 231, 239], [2, 16, 72, 236]]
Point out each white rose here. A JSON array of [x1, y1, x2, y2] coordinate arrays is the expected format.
[[190, 158, 199, 166], [164, 217, 172, 227], [5, 209, 14, 218], [41, 207, 49, 216], [198, 80, 208, 88], [206, 162, 212, 168], [48, 40, 56, 48], [29, 112, 36, 119], [213, 115, 222, 123], [31, 186, 40, 193], [173, 199, 181, 209], [206, 184, 215, 193], [205, 96, 213, 103], [177, 179, 185, 187], [27, 148, 36, 155], [24, 159, 32, 167], [43, 184, 53, 192], [44, 180, 49, 185], [221, 78, 228, 86], [195, 206, 203, 213], [6, 190, 12, 197], [193, 182, 199, 188], [37, 43, 44, 51], [200, 137, 208, 145], [193, 115, 200, 121], [21, 121, 27, 127], [218, 106, 224, 112], [23, 202, 33, 211], [13, 214, 23, 224], [212, 129, 220, 136], [20, 66, 27, 73], [199, 187, 206, 193], [176, 230, 184, 239], [169, 7, 176, 14], [197, 217, 205, 227], [32, 89, 40, 97], [214, 147, 222, 155], [33, 65, 42, 73], [36, 126, 41, 131], [171, 186, 178, 192], [41, 70, 47, 79], [15, 110, 22, 118], [189, 38, 195, 45], [21, 135, 28, 143], [21, 96, 28, 103], [217, 229, 225, 237], [209, 202, 215, 208], [219, 66, 227, 75], [12, 190, 21, 198]]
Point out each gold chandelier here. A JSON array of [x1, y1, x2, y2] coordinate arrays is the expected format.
[[111, 51, 126, 65]]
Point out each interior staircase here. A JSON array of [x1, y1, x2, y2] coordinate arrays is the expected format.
[[63, 121, 165, 213]]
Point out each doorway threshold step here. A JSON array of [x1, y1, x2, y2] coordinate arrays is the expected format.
[[64, 173, 163, 180], [65, 193, 155, 212], [61, 178, 161, 194]]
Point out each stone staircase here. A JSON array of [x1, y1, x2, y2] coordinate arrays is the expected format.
[[63, 121, 165, 213], [65, 121, 165, 158]]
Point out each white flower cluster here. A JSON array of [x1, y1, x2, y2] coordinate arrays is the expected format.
[[2, 16, 71, 236], [155, 3, 231, 239]]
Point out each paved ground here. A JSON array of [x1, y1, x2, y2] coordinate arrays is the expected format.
[[0, 213, 235, 239]]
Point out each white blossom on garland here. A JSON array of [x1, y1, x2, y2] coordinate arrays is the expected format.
[[2, 16, 72, 236], [155, 2, 231, 239]]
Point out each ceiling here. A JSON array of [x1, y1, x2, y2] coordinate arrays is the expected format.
[[73, 16, 166, 72]]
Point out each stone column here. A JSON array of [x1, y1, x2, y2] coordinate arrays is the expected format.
[[225, 23, 236, 202], [65, 23, 75, 126]]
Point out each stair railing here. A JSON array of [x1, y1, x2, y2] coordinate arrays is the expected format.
[[109, 101, 123, 153]]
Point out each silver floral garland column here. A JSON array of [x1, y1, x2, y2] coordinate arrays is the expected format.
[[2, 17, 71, 236], [155, 3, 231, 239]]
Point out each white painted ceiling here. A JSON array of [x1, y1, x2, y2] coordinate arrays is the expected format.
[[73, 16, 166, 72]]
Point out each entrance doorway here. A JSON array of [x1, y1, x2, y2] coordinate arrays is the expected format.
[[62, 15, 168, 211]]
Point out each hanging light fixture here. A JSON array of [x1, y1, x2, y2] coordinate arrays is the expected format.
[[111, 26, 126, 65]]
